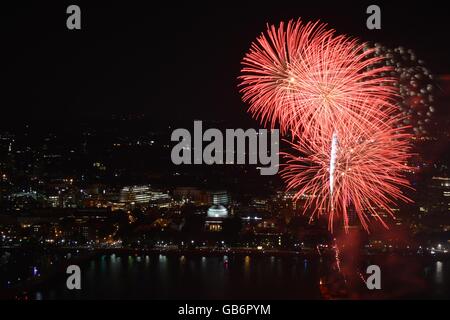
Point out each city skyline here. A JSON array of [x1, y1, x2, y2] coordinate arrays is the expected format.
[[1, 1, 450, 303]]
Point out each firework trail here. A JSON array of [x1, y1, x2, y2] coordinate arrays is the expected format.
[[239, 19, 413, 232], [329, 132, 338, 198], [333, 239, 342, 275]]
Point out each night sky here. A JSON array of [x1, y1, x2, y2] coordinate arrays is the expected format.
[[2, 1, 450, 128]]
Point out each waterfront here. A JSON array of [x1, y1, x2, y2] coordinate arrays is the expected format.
[[26, 253, 450, 300]]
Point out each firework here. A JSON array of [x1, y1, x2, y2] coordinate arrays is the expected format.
[[280, 119, 412, 232], [239, 19, 413, 232], [368, 43, 436, 136], [239, 19, 398, 140]]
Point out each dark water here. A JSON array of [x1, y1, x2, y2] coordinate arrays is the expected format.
[[33, 254, 450, 300], [35, 254, 323, 300]]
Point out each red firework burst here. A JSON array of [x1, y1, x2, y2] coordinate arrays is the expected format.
[[280, 119, 412, 232], [239, 19, 414, 232], [239, 19, 398, 140]]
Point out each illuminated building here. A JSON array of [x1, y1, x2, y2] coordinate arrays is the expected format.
[[205, 204, 229, 232], [120, 185, 152, 204], [210, 190, 230, 206], [427, 176, 450, 213], [120, 185, 170, 206]]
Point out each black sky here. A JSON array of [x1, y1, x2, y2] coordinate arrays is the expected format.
[[1, 1, 449, 129]]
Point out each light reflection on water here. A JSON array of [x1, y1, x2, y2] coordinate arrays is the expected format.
[[33, 254, 449, 300], [34, 254, 322, 300], [435, 261, 444, 284]]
